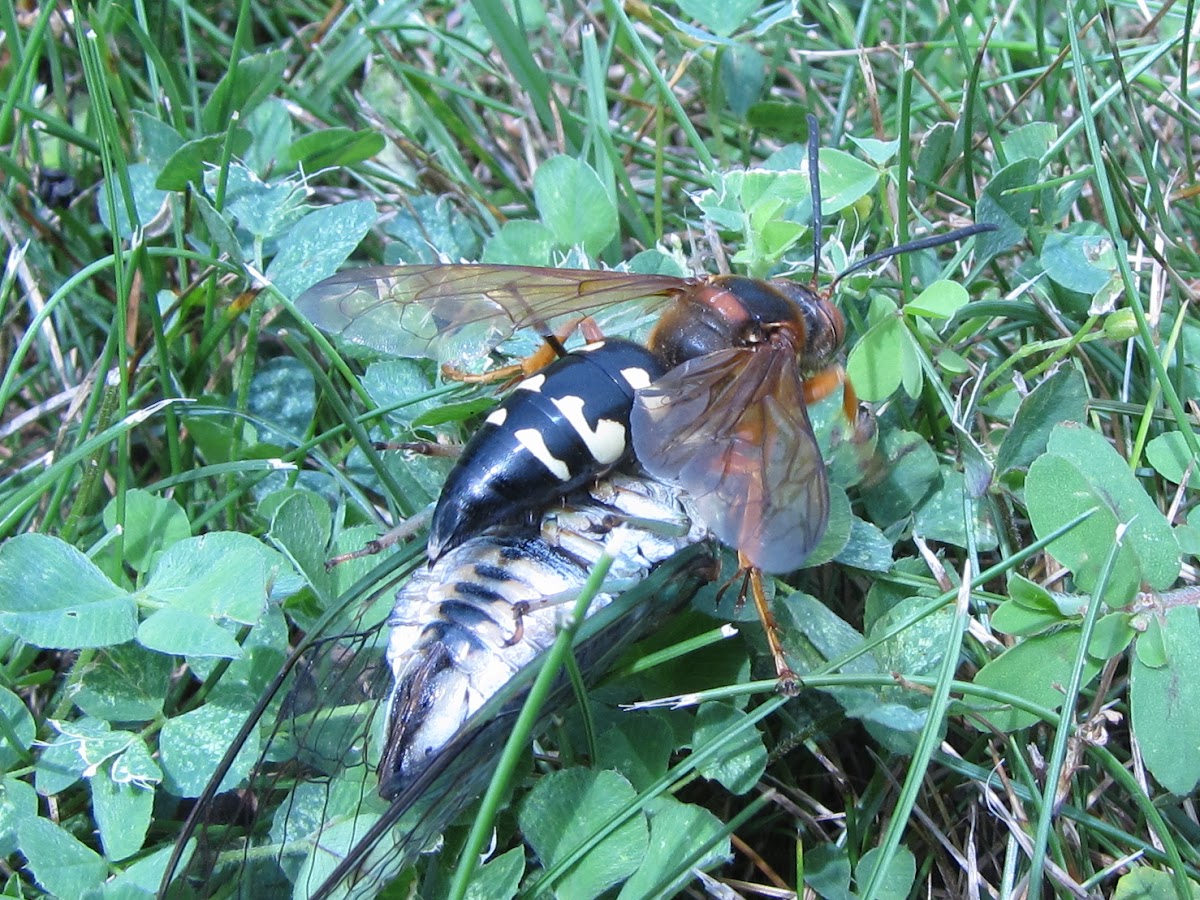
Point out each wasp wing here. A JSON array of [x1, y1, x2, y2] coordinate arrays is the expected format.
[[294, 265, 686, 364], [631, 347, 830, 574]]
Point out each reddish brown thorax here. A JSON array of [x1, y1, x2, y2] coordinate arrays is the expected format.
[[648, 275, 845, 375]]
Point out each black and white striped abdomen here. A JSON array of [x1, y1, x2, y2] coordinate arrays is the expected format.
[[381, 471, 708, 799], [426, 339, 665, 562]]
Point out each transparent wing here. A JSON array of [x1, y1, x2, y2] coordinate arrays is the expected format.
[[159, 572, 404, 900], [294, 265, 688, 363], [631, 347, 830, 574]]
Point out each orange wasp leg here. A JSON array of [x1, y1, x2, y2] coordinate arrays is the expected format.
[[801, 364, 855, 418], [740, 553, 802, 697], [441, 316, 605, 385], [805, 362, 878, 461]]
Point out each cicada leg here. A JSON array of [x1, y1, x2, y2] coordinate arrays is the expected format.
[[505, 601, 528, 647], [375, 439, 462, 458], [502, 570, 630, 647], [324, 506, 434, 568], [321, 439, 460, 568]]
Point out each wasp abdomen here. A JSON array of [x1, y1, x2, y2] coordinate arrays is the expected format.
[[426, 339, 665, 562]]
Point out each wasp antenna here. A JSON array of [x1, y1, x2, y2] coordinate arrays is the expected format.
[[829, 222, 998, 293], [542, 332, 569, 358], [807, 114, 823, 286]]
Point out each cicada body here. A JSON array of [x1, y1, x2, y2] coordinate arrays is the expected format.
[[383, 472, 710, 800], [160, 470, 713, 899]]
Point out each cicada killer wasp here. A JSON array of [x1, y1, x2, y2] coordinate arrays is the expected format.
[[292, 117, 995, 685]]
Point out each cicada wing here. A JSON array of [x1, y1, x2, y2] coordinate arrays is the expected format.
[[294, 265, 686, 365], [631, 347, 830, 574], [302, 542, 712, 898], [159, 587, 401, 900], [162, 556, 711, 899]]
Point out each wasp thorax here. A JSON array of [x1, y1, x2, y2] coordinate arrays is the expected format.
[[645, 286, 739, 370], [649, 275, 841, 370]]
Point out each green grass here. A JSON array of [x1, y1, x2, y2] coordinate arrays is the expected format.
[[2, 0, 1199, 898]]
